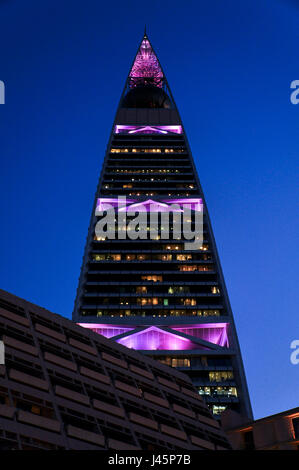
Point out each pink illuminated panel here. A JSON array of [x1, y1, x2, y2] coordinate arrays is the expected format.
[[172, 324, 229, 348], [95, 198, 136, 213], [114, 125, 183, 135], [96, 198, 203, 213], [78, 324, 228, 350], [130, 38, 163, 87], [116, 326, 206, 351], [78, 324, 134, 339], [120, 199, 183, 213]]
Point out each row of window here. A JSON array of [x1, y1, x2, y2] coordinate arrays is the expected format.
[[110, 148, 185, 154], [117, 297, 218, 306], [105, 177, 194, 183], [118, 189, 196, 197], [86, 287, 220, 297], [155, 357, 233, 373], [136, 286, 192, 294], [125, 192, 194, 197], [92, 254, 209, 262], [91, 243, 209, 252], [159, 357, 190, 367], [104, 184, 196, 190], [89, 309, 221, 318], [209, 371, 234, 382], [197, 387, 238, 397], [108, 169, 183, 174], [94, 234, 208, 243], [210, 405, 227, 415]]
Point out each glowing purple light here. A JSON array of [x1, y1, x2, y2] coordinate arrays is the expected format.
[[78, 324, 134, 339], [120, 199, 183, 213], [114, 125, 183, 135], [130, 38, 163, 88], [165, 198, 203, 212], [116, 326, 205, 351], [172, 324, 229, 348], [96, 198, 136, 213], [78, 323, 229, 351], [96, 198, 203, 214]]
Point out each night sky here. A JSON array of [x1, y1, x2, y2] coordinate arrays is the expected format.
[[0, 0, 298, 419]]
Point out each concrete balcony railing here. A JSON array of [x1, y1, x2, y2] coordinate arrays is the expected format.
[[55, 385, 90, 406], [9, 369, 48, 391], [79, 366, 111, 385], [93, 399, 125, 418], [17, 410, 61, 433], [67, 425, 105, 447]]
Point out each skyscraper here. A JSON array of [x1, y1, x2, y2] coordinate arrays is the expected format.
[[73, 33, 252, 419]]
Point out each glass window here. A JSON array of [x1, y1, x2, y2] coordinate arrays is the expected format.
[[136, 286, 147, 294], [141, 275, 163, 282], [292, 417, 299, 439], [243, 430, 255, 450], [212, 405, 227, 415], [209, 371, 234, 382]]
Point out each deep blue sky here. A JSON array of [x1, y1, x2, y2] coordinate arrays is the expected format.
[[0, 0, 298, 420]]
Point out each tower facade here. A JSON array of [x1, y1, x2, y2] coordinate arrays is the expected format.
[[73, 34, 252, 419]]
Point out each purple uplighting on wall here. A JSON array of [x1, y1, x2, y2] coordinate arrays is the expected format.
[[95, 198, 136, 213], [114, 125, 183, 135], [77, 324, 134, 339], [129, 38, 163, 88], [78, 323, 229, 350], [116, 326, 206, 351], [95, 197, 203, 213], [120, 199, 183, 213], [171, 323, 229, 348], [165, 198, 203, 212]]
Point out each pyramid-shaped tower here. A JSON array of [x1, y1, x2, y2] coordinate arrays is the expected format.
[[73, 33, 252, 419]]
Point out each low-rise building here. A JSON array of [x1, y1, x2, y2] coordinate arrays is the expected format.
[[0, 288, 230, 450], [222, 408, 299, 450]]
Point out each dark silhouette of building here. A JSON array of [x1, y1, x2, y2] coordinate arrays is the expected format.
[[222, 408, 299, 450], [0, 288, 230, 450], [73, 33, 252, 420]]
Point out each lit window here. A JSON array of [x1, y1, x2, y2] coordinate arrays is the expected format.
[[161, 254, 172, 261], [179, 265, 197, 272], [111, 254, 121, 261], [126, 255, 136, 261], [31, 405, 41, 415], [171, 358, 190, 367], [141, 275, 163, 282], [93, 254, 105, 261], [136, 286, 147, 294], [200, 245, 209, 251], [209, 371, 234, 382], [211, 286, 220, 294], [182, 298, 197, 306], [212, 405, 227, 415], [176, 254, 192, 261]]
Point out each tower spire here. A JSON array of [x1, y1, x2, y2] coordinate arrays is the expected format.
[[73, 33, 253, 421]]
